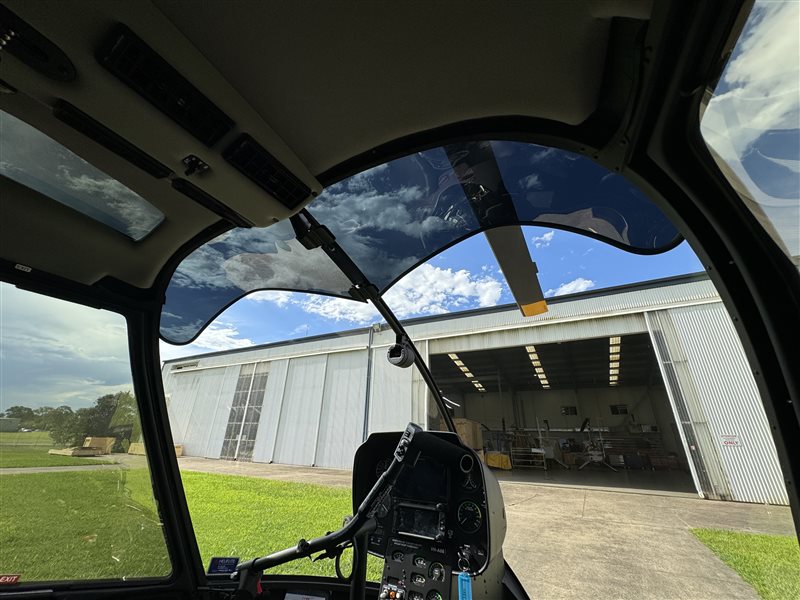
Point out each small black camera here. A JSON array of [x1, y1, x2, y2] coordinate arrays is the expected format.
[[387, 338, 415, 368]]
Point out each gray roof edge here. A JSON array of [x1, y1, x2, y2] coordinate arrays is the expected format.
[[162, 271, 710, 364]]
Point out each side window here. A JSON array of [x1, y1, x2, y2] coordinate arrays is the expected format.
[[0, 283, 171, 583]]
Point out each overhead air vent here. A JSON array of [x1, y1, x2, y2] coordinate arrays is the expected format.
[[172, 178, 253, 228], [53, 100, 172, 179], [223, 134, 311, 209], [0, 4, 76, 81], [96, 24, 234, 147]]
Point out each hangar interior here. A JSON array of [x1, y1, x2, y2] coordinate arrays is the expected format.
[[431, 333, 696, 493]]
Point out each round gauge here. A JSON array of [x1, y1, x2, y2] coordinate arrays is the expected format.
[[375, 457, 392, 478], [426, 592, 443, 600], [457, 500, 483, 533], [413, 555, 427, 568], [391, 550, 405, 562], [428, 562, 445, 582]]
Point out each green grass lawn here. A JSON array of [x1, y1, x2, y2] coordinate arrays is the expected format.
[[180, 471, 382, 580], [0, 469, 381, 583], [0, 445, 114, 468], [0, 432, 114, 468], [0, 469, 171, 581], [692, 528, 800, 600], [0, 431, 55, 445]]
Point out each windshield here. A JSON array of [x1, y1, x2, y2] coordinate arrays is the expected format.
[[161, 141, 681, 344], [700, 0, 800, 262], [158, 226, 795, 597]]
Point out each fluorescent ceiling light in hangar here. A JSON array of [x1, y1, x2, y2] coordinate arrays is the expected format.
[[429, 333, 660, 395]]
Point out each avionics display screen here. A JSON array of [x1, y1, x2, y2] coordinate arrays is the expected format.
[[395, 457, 448, 500], [396, 506, 440, 539]]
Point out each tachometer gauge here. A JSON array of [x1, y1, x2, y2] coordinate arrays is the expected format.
[[428, 562, 445, 582], [457, 500, 482, 533], [425, 592, 443, 600]]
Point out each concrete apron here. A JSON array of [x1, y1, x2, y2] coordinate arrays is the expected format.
[[501, 482, 794, 600]]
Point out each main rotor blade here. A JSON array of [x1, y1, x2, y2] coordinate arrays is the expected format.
[[485, 226, 548, 317]]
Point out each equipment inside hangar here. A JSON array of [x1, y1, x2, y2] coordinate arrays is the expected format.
[[430, 333, 695, 493]]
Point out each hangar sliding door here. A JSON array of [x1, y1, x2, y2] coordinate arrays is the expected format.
[[165, 364, 236, 458], [646, 305, 788, 505]]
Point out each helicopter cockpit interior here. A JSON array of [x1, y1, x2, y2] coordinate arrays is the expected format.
[[0, 1, 797, 599]]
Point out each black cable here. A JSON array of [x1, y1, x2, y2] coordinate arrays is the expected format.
[[335, 540, 355, 583]]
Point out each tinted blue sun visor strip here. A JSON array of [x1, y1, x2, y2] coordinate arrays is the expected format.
[[160, 141, 681, 344]]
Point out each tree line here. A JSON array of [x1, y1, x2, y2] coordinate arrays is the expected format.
[[1, 391, 141, 451]]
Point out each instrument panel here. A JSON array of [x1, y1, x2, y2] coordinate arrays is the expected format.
[[352, 432, 491, 600]]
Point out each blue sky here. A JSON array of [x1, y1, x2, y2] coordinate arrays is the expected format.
[[159, 228, 703, 361]]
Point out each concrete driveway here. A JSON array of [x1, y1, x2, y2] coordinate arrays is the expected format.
[[500, 482, 793, 599], [176, 457, 795, 599]]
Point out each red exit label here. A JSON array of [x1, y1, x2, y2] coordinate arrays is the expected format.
[[0, 575, 20, 585]]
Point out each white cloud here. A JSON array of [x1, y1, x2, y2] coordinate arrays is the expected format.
[[248, 290, 294, 307], [1, 283, 135, 410], [170, 223, 352, 295], [519, 173, 542, 190], [189, 323, 254, 351], [702, 1, 799, 162], [158, 322, 254, 362], [528, 147, 558, 164], [532, 230, 555, 248], [247, 264, 504, 325], [299, 296, 381, 324], [290, 324, 311, 337], [0, 112, 162, 240], [699, 0, 800, 256], [545, 277, 595, 297]]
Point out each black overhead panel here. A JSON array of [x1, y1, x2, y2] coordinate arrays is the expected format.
[[430, 333, 661, 396]]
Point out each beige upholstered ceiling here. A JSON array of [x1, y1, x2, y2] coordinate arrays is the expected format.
[[0, 0, 653, 289], [154, 0, 652, 173]]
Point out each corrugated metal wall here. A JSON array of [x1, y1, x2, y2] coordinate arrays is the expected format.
[[164, 345, 419, 469], [271, 355, 328, 465], [162, 277, 788, 503], [164, 365, 236, 458], [314, 351, 369, 468], [367, 349, 413, 433], [647, 305, 788, 505]]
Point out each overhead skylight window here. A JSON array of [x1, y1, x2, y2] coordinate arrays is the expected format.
[[161, 138, 681, 344], [0, 110, 164, 241]]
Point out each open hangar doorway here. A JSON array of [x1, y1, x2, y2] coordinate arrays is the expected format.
[[430, 333, 696, 494]]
